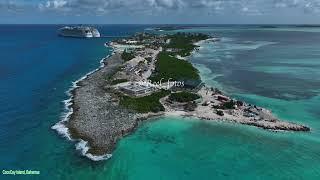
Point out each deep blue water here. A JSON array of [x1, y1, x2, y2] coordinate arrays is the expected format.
[[0, 25, 147, 179]]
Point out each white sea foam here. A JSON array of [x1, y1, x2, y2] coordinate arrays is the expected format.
[[51, 97, 74, 140], [51, 124, 71, 140], [76, 140, 112, 161], [52, 46, 113, 161]]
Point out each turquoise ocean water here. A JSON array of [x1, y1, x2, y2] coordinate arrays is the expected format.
[[1, 25, 320, 179]]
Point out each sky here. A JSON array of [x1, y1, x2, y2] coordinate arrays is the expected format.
[[1, 0, 320, 24]]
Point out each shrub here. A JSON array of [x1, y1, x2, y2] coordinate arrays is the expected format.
[[184, 101, 197, 111], [169, 91, 200, 103], [216, 110, 224, 116], [149, 52, 200, 82], [119, 90, 170, 113], [222, 100, 236, 109], [121, 51, 135, 61], [165, 33, 209, 57], [111, 79, 128, 85]]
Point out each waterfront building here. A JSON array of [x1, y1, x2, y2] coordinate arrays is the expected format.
[[119, 83, 156, 97]]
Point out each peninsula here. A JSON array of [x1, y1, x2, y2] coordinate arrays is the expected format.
[[56, 32, 310, 160]]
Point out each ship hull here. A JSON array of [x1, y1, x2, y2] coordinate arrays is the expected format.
[[58, 26, 100, 38]]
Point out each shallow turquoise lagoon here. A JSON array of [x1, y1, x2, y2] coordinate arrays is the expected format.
[[101, 27, 320, 179], [103, 116, 320, 179]]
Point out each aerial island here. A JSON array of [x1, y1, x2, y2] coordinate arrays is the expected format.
[[58, 32, 310, 160]]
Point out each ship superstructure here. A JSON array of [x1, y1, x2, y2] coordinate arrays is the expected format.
[[58, 26, 101, 38]]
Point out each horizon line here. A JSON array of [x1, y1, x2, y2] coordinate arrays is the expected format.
[[1, 23, 320, 25]]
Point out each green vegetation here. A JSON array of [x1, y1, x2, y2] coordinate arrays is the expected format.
[[145, 57, 152, 62], [117, 33, 209, 113], [165, 32, 209, 57], [216, 110, 224, 116], [222, 100, 236, 109], [169, 91, 200, 103], [184, 101, 197, 111], [121, 51, 135, 62], [236, 100, 244, 106], [111, 79, 128, 85], [105, 66, 123, 81], [119, 90, 170, 113], [149, 33, 208, 83], [150, 52, 200, 82], [212, 100, 236, 110]]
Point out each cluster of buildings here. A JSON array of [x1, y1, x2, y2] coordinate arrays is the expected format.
[[114, 32, 168, 50], [111, 33, 204, 98], [117, 82, 157, 97]]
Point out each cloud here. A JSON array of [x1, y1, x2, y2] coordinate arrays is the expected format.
[[3, 0, 320, 16], [38, 0, 67, 9], [36, 0, 239, 14], [0, 0, 36, 13], [273, 0, 320, 12], [51, 0, 67, 8]]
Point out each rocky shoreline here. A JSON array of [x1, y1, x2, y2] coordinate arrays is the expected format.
[[63, 52, 166, 158], [55, 34, 310, 160], [65, 53, 136, 157]]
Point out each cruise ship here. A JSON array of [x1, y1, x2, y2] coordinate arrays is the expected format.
[[58, 26, 101, 38]]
